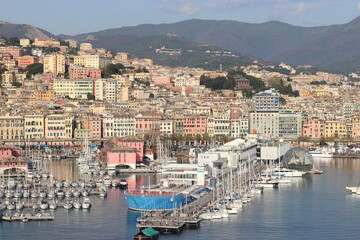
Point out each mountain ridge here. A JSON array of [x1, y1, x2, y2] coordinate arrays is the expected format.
[[62, 17, 360, 73]]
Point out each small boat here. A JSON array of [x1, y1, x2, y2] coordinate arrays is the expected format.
[[23, 190, 30, 198], [73, 201, 82, 209], [14, 190, 23, 198], [103, 177, 112, 186], [56, 189, 65, 198], [65, 191, 72, 198], [0, 203, 6, 210], [16, 202, 24, 210], [49, 200, 57, 210], [40, 200, 49, 210], [81, 190, 90, 197], [33, 203, 40, 210], [133, 227, 159, 240], [63, 201, 73, 210], [71, 181, 79, 188], [73, 190, 81, 198], [111, 180, 119, 188], [39, 190, 47, 198], [119, 179, 128, 189], [82, 198, 91, 209], [346, 186, 360, 194], [7, 202, 15, 210], [99, 189, 107, 198], [31, 191, 38, 198]]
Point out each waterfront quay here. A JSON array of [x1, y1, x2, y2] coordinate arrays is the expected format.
[[136, 166, 251, 235], [136, 190, 213, 233]]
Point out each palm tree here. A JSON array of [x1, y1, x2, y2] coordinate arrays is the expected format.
[[202, 133, 210, 146], [194, 134, 202, 146]]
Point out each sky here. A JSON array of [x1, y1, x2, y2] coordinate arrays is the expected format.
[[1, 0, 360, 35]]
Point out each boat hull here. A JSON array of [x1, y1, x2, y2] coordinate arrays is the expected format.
[[125, 192, 188, 211]]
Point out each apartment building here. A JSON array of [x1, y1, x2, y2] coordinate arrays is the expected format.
[[53, 79, 94, 99]]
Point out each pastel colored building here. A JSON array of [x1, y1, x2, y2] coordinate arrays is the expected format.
[[69, 65, 101, 79], [43, 53, 65, 74], [302, 117, 325, 139], [152, 75, 171, 85], [325, 120, 347, 138], [18, 56, 38, 69], [0, 116, 24, 140], [45, 115, 73, 139], [106, 145, 137, 170], [102, 114, 135, 138], [74, 55, 106, 69], [24, 115, 44, 139], [104, 136, 145, 169], [135, 113, 161, 137], [0, 46, 24, 59], [53, 79, 94, 99], [173, 115, 207, 137]]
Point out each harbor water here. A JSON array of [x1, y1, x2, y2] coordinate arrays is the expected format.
[[1, 158, 360, 240]]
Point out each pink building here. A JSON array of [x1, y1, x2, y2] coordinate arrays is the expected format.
[[69, 65, 101, 79], [0, 46, 24, 59], [302, 117, 325, 139], [152, 75, 171, 85], [89, 115, 102, 138], [42, 72, 56, 87], [0, 146, 24, 175], [18, 56, 38, 69], [135, 114, 161, 137], [107, 145, 137, 169], [0, 146, 20, 160], [183, 116, 207, 137], [104, 136, 145, 170]]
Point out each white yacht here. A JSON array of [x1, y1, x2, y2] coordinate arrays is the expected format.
[[309, 148, 333, 159], [273, 168, 306, 177], [346, 186, 360, 194]]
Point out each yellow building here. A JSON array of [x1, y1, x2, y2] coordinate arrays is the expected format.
[[45, 115, 74, 139], [20, 38, 30, 47], [34, 90, 55, 102], [33, 38, 60, 47], [324, 120, 347, 138], [24, 115, 44, 139], [0, 116, 24, 140], [43, 53, 65, 74], [74, 55, 105, 69], [53, 79, 94, 99]]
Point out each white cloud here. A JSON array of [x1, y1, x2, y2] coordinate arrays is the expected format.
[[289, 2, 321, 17], [171, 3, 199, 15], [357, 3, 360, 11]]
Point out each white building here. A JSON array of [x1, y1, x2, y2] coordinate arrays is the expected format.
[[102, 114, 136, 138]]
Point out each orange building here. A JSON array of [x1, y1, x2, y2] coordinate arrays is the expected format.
[[18, 56, 38, 69]]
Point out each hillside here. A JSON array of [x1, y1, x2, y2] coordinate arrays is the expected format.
[[68, 18, 360, 73], [0, 21, 54, 39], [86, 34, 262, 70]]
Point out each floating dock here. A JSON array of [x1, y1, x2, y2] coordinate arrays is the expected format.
[[2, 215, 54, 222]]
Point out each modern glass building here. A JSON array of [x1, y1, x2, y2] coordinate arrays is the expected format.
[[282, 147, 313, 171]]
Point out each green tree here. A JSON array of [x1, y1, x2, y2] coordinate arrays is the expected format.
[[12, 81, 22, 88], [25, 63, 43, 75], [59, 39, 70, 47], [87, 93, 95, 100], [279, 96, 287, 105], [5, 37, 20, 46], [194, 134, 202, 145], [101, 63, 125, 78]]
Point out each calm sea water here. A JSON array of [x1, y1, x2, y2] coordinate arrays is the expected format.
[[1, 158, 360, 240]]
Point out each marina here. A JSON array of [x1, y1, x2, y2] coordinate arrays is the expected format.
[[0, 158, 359, 239]]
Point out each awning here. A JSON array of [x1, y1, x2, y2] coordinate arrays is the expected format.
[[142, 227, 159, 237]]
